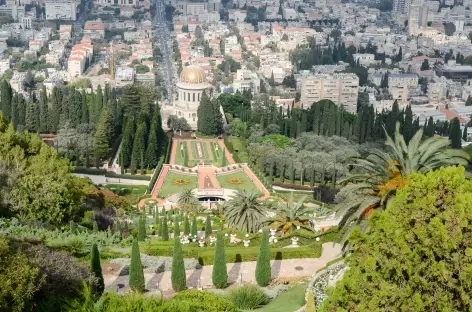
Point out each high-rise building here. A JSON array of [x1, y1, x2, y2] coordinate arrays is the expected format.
[[408, 0, 428, 35], [300, 73, 359, 113], [393, 0, 411, 13], [45, 0, 76, 21]]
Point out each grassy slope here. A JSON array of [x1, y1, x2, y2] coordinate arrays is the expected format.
[[157, 172, 198, 198], [243, 283, 307, 312], [105, 184, 147, 203]]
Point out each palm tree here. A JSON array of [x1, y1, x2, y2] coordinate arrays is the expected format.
[[265, 193, 314, 236], [177, 188, 197, 206], [337, 122, 469, 227], [223, 190, 266, 233]]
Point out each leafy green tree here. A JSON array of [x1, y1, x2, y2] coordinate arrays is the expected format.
[[420, 59, 430, 70], [321, 167, 472, 311], [255, 230, 271, 286], [449, 117, 462, 148], [205, 215, 212, 238], [222, 190, 266, 232], [129, 239, 145, 293], [212, 232, 228, 288], [0, 237, 43, 312], [171, 237, 186, 291], [90, 243, 104, 296]]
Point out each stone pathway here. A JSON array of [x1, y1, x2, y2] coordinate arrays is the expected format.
[[104, 243, 342, 293], [198, 167, 221, 190]]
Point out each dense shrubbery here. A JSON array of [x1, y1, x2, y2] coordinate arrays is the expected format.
[[66, 288, 238, 312], [0, 218, 122, 256], [0, 236, 97, 312], [227, 284, 268, 310], [312, 185, 339, 204], [142, 241, 322, 265]]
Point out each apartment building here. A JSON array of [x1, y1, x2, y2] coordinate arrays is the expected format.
[[84, 21, 105, 39], [300, 73, 359, 113], [45, 0, 76, 21], [67, 43, 93, 77], [0, 59, 10, 74], [232, 69, 260, 94], [95, 0, 137, 6]]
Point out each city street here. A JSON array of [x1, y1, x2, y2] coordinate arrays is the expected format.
[[152, 0, 175, 105]]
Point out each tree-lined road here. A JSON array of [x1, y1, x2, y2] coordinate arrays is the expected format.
[[152, 0, 175, 105]]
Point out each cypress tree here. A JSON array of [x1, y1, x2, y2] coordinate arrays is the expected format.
[[155, 208, 159, 224], [342, 121, 350, 139], [10, 93, 18, 128], [197, 91, 217, 135], [184, 215, 190, 234], [17, 95, 25, 127], [80, 89, 88, 124], [255, 230, 271, 286], [93, 221, 98, 232], [426, 116, 435, 137], [39, 85, 48, 132], [138, 216, 146, 241], [121, 117, 135, 168], [463, 126, 468, 142], [90, 243, 104, 296], [449, 117, 462, 148], [129, 239, 145, 293], [162, 215, 169, 241], [93, 105, 113, 167], [312, 103, 321, 135], [95, 85, 104, 122], [466, 95, 472, 106], [191, 215, 197, 237], [205, 215, 212, 238], [212, 232, 228, 289], [335, 109, 342, 136], [327, 104, 336, 136], [174, 219, 180, 238], [24, 100, 37, 132], [145, 115, 159, 168], [403, 105, 413, 143], [171, 237, 187, 291], [0, 80, 12, 120], [132, 122, 147, 170]]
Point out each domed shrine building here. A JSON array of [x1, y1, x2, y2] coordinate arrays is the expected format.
[[162, 65, 211, 130]]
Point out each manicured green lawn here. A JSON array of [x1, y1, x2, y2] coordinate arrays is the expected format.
[[157, 172, 198, 199], [243, 283, 307, 312], [105, 184, 147, 203], [217, 172, 257, 192], [190, 141, 210, 160]]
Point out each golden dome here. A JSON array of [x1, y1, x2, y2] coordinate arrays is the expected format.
[[180, 65, 207, 84]]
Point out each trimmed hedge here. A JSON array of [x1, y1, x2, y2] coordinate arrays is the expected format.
[[147, 156, 165, 194], [74, 167, 107, 175], [142, 242, 322, 266], [272, 181, 314, 191], [104, 172, 151, 181], [164, 135, 173, 164]]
